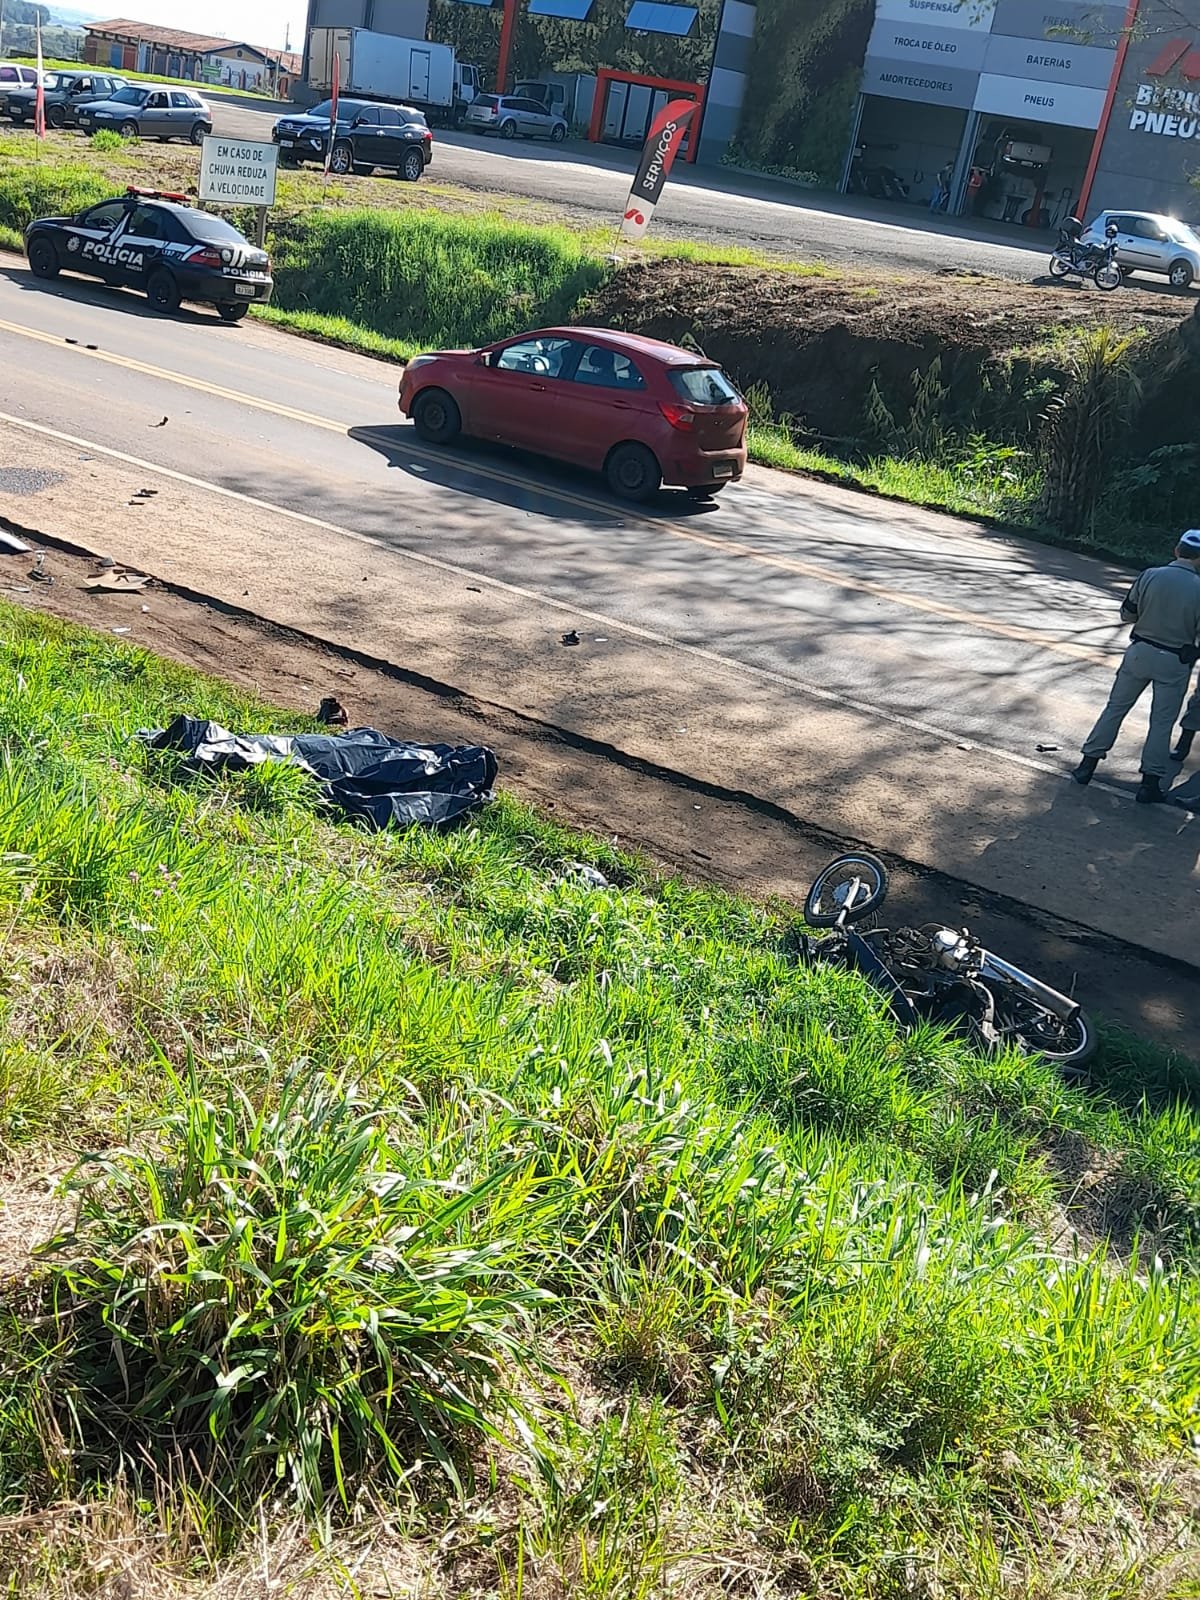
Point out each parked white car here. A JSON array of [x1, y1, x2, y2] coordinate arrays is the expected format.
[[0, 61, 41, 93], [1082, 210, 1200, 290], [464, 94, 567, 142]]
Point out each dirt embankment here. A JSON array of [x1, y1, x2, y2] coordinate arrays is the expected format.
[[590, 262, 1195, 443]]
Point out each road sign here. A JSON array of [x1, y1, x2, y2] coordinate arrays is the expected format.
[[198, 136, 279, 207]]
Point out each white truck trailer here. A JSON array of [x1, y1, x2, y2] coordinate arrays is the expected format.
[[307, 27, 481, 125]]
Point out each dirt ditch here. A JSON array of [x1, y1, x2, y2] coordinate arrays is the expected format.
[[590, 261, 1196, 442], [4, 534, 1198, 1065]]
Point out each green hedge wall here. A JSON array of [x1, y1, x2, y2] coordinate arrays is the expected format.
[[734, 0, 871, 181]]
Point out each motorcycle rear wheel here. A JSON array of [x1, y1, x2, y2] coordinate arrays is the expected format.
[[1048, 255, 1070, 278], [804, 853, 889, 928], [1001, 999, 1097, 1070]]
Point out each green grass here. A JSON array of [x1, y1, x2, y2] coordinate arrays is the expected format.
[[748, 422, 1043, 522], [0, 605, 1197, 1597], [268, 207, 608, 351]]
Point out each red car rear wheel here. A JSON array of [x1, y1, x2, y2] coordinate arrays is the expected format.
[[605, 441, 662, 502]]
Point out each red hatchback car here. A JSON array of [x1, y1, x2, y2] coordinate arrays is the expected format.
[[397, 327, 748, 502]]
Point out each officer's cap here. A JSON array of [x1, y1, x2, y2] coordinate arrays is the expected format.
[[1181, 530, 1200, 552]]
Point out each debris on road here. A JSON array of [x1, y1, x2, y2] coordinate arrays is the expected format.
[[562, 629, 580, 646], [110, 626, 130, 635], [0, 529, 30, 555], [563, 861, 610, 889], [1037, 743, 1060, 753], [29, 554, 52, 585], [139, 716, 498, 830], [84, 572, 150, 594], [151, 417, 169, 428], [316, 696, 348, 726]]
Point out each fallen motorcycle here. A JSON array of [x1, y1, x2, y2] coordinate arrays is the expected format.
[[1048, 217, 1122, 292], [798, 853, 1097, 1070]]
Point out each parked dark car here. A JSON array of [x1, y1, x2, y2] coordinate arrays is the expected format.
[[5, 69, 127, 126], [272, 98, 432, 180], [76, 84, 212, 143], [25, 186, 273, 321], [398, 327, 748, 501]]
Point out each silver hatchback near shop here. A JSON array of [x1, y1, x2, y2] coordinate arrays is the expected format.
[[464, 93, 567, 142], [77, 84, 213, 144], [1081, 211, 1200, 291]]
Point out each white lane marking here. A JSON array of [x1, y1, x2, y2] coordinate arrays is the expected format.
[[0, 407, 1131, 799]]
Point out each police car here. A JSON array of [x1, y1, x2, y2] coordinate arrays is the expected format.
[[23, 187, 273, 322]]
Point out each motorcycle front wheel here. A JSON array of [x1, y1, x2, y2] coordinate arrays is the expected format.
[[804, 852, 889, 927], [1094, 263, 1122, 291]]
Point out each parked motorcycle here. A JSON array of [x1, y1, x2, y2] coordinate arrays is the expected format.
[[1048, 217, 1122, 292], [798, 852, 1097, 1070], [848, 145, 910, 203]]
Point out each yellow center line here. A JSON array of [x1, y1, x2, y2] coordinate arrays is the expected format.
[[0, 313, 1120, 667]]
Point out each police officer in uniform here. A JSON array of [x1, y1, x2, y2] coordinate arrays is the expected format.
[[1073, 530, 1200, 803]]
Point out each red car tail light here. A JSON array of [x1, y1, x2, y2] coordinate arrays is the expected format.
[[190, 247, 224, 268], [659, 400, 695, 431]]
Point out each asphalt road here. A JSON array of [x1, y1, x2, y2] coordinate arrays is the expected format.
[[2, 256, 1198, 978], [210, 98, 1050, 281]]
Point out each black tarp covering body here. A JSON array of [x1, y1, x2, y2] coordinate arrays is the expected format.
[[140, 715, 496, 829]]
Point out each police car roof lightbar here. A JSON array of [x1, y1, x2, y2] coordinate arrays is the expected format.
[[125, 185, 189, 203]]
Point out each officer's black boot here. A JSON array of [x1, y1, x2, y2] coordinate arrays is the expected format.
[[1172, 729, 1195, 763], [1136, 774, 1166, 805], [1072, 755, 1099, 785]]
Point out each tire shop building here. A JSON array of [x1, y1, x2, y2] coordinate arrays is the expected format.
[[1083, 0, 1200, 219], [302, 0, 1200, 222], [846, 0, 1126, 226]]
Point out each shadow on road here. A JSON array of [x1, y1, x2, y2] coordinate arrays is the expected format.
[[1027, 270, 1193, 301], [0, 262, 237, 328], [349, 423, 726, 524]]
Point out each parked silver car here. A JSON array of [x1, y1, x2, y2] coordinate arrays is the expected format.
[[76, 84, 212, 145], [1081, 210, 1200, 291], [464, 93, 567, 142]]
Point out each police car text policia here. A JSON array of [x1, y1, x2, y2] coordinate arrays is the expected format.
[[24, 187, 273, 322]]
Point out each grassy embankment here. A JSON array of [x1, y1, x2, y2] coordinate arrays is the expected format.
[[0, 603, 1198, 1596], [0, 131, 1180, 553]]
